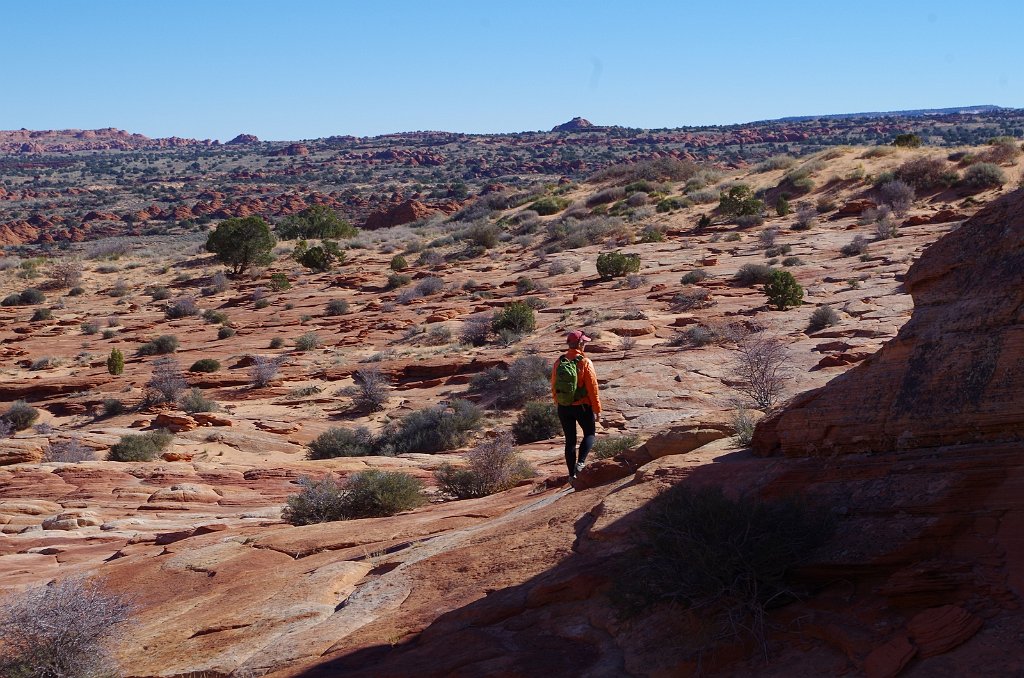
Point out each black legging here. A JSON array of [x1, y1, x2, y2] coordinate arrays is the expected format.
[[557, 403, 596, 476]]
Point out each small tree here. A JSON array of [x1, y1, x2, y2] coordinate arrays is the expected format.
[[764, 270, 803, 311], [276, 204, 357, 240], [492, 302, 536, 336], [49, 258, 83, 289], [596, 251, 641, 280], [892, 133, 922, 148], [299, 242, 345, 272], [205, 216, 276, 274], [718, 184, 764, 217], [107, 348, 124, 375], [732, 331, 790, 410]]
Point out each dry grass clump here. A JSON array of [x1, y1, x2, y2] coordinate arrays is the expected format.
[[434, 431, 535, 499]]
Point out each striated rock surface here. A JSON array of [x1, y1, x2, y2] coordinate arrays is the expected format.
[[754, 189, 1024, 457]]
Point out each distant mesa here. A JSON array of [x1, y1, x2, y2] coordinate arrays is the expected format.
[[551, 117, 597, 132], [227, 133, 260, 145]]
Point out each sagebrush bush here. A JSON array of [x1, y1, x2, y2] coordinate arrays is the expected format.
[[840, 235, 869, 257], [107, 430, 173, 462], [596, 250, 641, 280], [325, 299, 350, 316], [282, 471, 426, 525], [470, 354, 550, 409], [202, 309, 228, 324], [102, 398, 125, 417], [249, 356, 281, 388], [295, 331, 321, 351], [217, 326, 236, 340], [42, 437, 93, 463], [0, 575, 134, 678], [307, 426, 375, 459], [613, 485, 834, 642], [529, 196, 570, 215], [807, 305, 840, 332], [389, 254, 408, 271], [145, 356, 186, 405], [512, 400, 561, 443], [3, 400, 39, 431], [189, 358, 221, 373], [30, 307, 52, 321], [165, 296, 199, 319], [179, 388, 217, 413], [460, 314, 492, 346], [895, 156, 957, 191], [960, 162, 1006, 191], [435, 431, 535, 499], [352, 368, 390, 412], [137, 334, 178, 356], [877, 180, 915, 215], [792, 204, 817, 231], [734, 263, 774, 286], [376, 399, 483, 454], [671, 288, 713, 311], [680, 269, 708, 285]]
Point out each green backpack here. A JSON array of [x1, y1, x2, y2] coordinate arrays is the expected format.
[[554, 355, 587, 406]]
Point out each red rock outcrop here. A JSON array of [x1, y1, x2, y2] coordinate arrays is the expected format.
[[754, 188, 1024, 457], [362, 200, 438, 230]]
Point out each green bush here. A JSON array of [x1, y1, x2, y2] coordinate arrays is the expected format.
[[307, 427, 375, 459], [216, 326, 235, 340], [491, 301, 536, 336], [299, 243, 344, 272], [389, 254, 408, 271], [764, 270, 803, 311], [386, 273, 412, 290], [613, 485, 834, 636], [276, 205, 357, 240], [717, 185, 763, 217], [434, 432, 534, 499], [68, 286, 85, 296], [376, 399, 483, 454], [81, 321, 100, 335], [775, 196, 791, 216], [269, 337, 284, 349], [268, 272, 291, 291], [680, 269, 708, 285], [102, 398, 126, 417], [282, 471, 426, 525], [596, 251, 641, 280], [107, 348, 124, 376], [2, 288, 45, 306], [511, 400, 561, 444], [892, 133, 922, 148], [179, 388, 217, 413], [202, 309, 228, 324], [205, 216, 276, 274], [107, 430, 173, 462], [529, 196, 571, 216], [189, 358, 221, 373], [30, 308, 52, 321], [137, 335, 178, 356], [3, 400, 39, 431], [592, 433, 640, 459]]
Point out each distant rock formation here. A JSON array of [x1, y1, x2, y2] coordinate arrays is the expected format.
[[226, 133, 260, 145], [363, 199, 439, 230], [551, 117, 596, 132], [272, 143, 309, 156], [753, 188, 1024, 457]]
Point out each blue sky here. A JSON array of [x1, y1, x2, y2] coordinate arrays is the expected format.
[[3, 1, 1021, 141]]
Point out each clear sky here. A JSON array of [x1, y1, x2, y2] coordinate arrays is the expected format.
[[3, 0, 1021, 141]]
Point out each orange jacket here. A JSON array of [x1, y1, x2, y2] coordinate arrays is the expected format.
[[551, 348, 601, 414]]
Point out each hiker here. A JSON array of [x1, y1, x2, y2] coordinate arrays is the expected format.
[[551, 329, 601, 482]]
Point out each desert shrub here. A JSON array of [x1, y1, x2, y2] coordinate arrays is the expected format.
[[529, 196, 570, 216], [189, 358, 221, 373], [68, 286, 85, 296], [982, 137, 1022, 165], [80, 321, 99, 335], [179, 388, 217, 413], [754, 155, 796, 172], [596, 251, 641, 280], [718, 184, 763, 217], [249, 356, 281, 387], [758, 228, 779, 249], [3, 288, 45, 306], [330, 469, 426, 519], [295, 331, 321, 351], [107, 348, 124, 375], [299, 242, 344, 272], [732, 407, 756, 446], [515, 276, 540, 295], [548, 260, 568, 276], [764, 270, 803, 311], [775, 196, 791, 216], [511, 400, 560, 444], [877, 180, 915, 216], [735, 214, 764, 229], [586, 186, 627, 207], [2, 400, 39, 431], [269, 337, 284, 349], [792, 204, 817, 231], [376, 399, 483, 454], [592, 433, 641, 460], [206, 215, 276, 274], [209, 271, 229, 293], [307, 426, 375, 459], [216, 326, 236, 340], [960, 162, 1006, 191], [671, 287, 713, 311], [42, 437, 93, 463], [816, 197, 836, 213], [807, 305, 840, 332], [386, 273, 412, 290], [31, 308, 53, 321], [892, 133, 922, 148], [683, 325, 718, 347], [613, 485, 834, 643], [107, 430, 173, 461], [680, 269, 708, 285], [733, 331, 790, 410], [415, 276, 445, 296], [734, 263, 774, 286], [1, 293, 22, 307], [424, 325, 452, 345], [389, 254, 408, 271], [460, 314, 492, 346], [145, 357, 186, 404], [282, 476, 349, 525], [781, 168, 814, 195], [765, 244, 792, 258], [492, 302, 536, 336], [876, 214, 899, 240], [840, 235, 869, 257], [325, 299, 350, 316], [0, 575, 134, 678], [48, 258, 84, 289], [475, 354, 550, 409], [590, 157, 699, 184], [416, 248, 445, 267], [138, 334, 179, 356], [781, 256, 804, 267], [435, 431, 534, 500], [895, 156, 957, 191], [463, 221, 500, 249], [102, 398, 125, 417], [276, 204, 356, 240], [149, 286, 170, 301], [202, 309, 228, 324], [165, 296, 199, 319], [352, 368, 390, 412], [267, 273, 291, 292]]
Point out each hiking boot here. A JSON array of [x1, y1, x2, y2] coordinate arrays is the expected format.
[[574, 462, 585, 477]]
